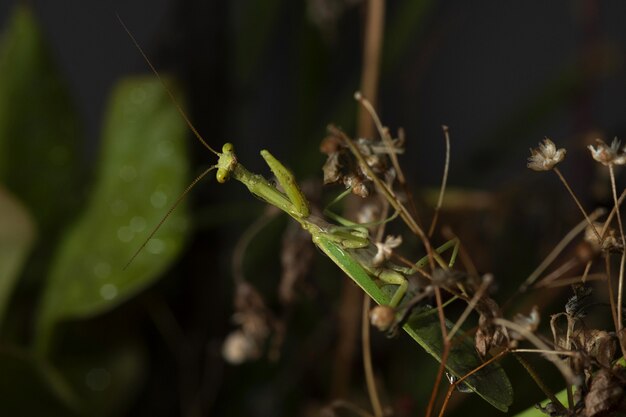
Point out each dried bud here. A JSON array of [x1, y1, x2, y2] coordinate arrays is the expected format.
[[588, 137, 626, 166], [222, 330, 259, 364], [527, 138, 566, 171], [370, 305, 395, 331]]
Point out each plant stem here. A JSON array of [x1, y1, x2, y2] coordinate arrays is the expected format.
[[608, 164, 626, 357], [362, 297, 384, 417], [553, 167, 601, 242]]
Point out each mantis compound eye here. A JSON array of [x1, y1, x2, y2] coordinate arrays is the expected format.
[[222, 142, 234, 153], [216, 168, 229, 183]]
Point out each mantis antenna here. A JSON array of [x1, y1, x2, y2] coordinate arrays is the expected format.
[[123, 166, 217, 270], [116, 14, 219, 156]]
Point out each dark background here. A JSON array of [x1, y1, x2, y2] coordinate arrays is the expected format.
[[1, 1, 625, 416]]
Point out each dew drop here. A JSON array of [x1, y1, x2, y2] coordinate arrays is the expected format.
[[110, 199, 128, 216], [85, 368, 111, 391], [100, 284, 118, 300], [150, 191, 167, 208], [117, 226, 134, 242], [130, 216, 146, 233], [119, 165, 137, 182], [146, 238, 165, 254], [93, 262, 111, 278]]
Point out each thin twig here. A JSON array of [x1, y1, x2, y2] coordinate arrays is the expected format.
[[553, 167, 601, 242], [541, 272, 606, 288], [518, 207, 605, 293], [493, 318, 577, 384], [512, 353, 567, 414], [446, 274, 492, 342], [428, 126, 451, 237], [533, 258, 579, 289], [609, 166, 626, 334], [437, 349, 509, 417], [425, 287, 450, 417], [605, 255, 619, 330], [362, 297, 384, 417]]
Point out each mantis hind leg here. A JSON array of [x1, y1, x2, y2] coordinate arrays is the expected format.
[[260, 150, 310, 218]]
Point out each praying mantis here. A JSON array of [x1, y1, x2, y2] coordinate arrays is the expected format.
[[117, 17, 512, 412], [209, 141, 512, 411]]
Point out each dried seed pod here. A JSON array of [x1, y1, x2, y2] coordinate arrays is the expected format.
[[370, 305, 395, 331], [474, 297, 507, 357], [222, 330, 259, 364]]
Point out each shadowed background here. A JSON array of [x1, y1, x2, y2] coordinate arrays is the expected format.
[[0, 1, 625, 416]]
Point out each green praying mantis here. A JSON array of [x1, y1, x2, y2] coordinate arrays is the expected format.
[[209, 141, 513, 411], [118, 17, 512, 412]]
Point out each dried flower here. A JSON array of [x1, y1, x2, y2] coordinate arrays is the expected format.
[[584, 368, 625, 417], [587, 138, 626, 166], [527, 138, 566, 171], [510, 306, 540, 340], [372, 235, 402, 266]]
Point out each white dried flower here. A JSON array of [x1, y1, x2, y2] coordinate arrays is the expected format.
[[372, 235, 402, 267], [527, 138, 566, 171], [588, 138, 626, 166]]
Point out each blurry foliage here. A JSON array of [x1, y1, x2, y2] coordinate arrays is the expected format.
[[0, 5, 189, 416]]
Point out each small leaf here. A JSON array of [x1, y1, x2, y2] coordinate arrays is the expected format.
[[0, 186, 36, 327], [36, 76, 190, 350]]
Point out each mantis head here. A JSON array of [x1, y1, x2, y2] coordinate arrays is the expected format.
[[216, 142, 237, 183]]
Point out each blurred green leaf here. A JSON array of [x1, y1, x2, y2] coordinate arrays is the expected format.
[[0, 347, 81, 417], [0, 4, 83, 238], [0, 186, 35, 327], [36, 76, 190, 351]]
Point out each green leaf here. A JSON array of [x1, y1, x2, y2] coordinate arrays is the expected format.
[[0, 187, 35, 328], [0, 4, 83, 238], [36, 76, 190, 351]]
